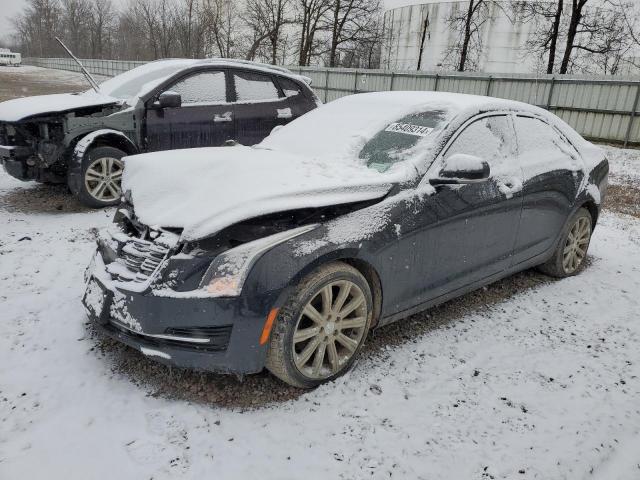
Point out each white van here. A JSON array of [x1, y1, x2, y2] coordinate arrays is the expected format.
[[0, 50, 21, 66]]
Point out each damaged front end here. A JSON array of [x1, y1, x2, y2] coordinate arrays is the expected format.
[[0, 99, 132, 184], [81, 195, 377, 373], [0, 119, 68, 183]]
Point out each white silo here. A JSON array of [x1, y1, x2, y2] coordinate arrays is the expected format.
[[381, 0, 639, 74]]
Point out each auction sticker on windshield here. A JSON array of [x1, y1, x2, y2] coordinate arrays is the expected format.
[[384, 123, 433, 137]]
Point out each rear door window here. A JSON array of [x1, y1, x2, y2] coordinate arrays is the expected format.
[[513, 116, 579, 176], [233, 71, 281, 102], [167, 71, 227, 105]]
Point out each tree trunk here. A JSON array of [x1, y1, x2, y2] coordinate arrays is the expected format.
[[458, 0, 475, 71], [298, 4, 309, 65], [560, 0, 586, 74], [417, 13, 429, 70], [329, 0, 341, 67], [547, 0, 563, 74]]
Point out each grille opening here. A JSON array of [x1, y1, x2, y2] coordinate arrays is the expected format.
[[108, 235, 170, 284]]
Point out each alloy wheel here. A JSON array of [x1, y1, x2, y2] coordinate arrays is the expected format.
[[84, 156, 124, 202], [562, 216, 591, 274], [292, 280, 368, 380]]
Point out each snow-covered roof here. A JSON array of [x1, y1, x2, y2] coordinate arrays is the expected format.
[[98, 58, 309, 101], [261, 90, 577, 162]]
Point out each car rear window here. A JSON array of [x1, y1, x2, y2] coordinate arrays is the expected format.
[[234, 72, 281, 102], [279, 77, 302, 97], [360, 110, 448, 172]]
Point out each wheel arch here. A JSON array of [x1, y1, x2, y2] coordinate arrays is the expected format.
[[283, 249, 384, 328], [579, 198, 599, 226], [67, 129, 138, 196], [72, 129, 138, 160]]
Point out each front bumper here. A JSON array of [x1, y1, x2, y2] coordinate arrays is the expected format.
[[83, 253, 281, 375], [1, 145, 35, 180]]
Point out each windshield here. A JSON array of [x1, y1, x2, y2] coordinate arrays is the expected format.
[[359, 110, 448, 172], [259, 93, 455, 166], [99, 63, 194, 100]]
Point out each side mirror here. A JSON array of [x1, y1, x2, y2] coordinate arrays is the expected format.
[[429, 153, 490, 185], [156, 91, 182, 109]]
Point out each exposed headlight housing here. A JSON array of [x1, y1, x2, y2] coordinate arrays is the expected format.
[[199, 225, 318, 297]]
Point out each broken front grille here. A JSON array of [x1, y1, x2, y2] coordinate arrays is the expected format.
[[122, 240, 168, 279], [107, 235, 170, 284]]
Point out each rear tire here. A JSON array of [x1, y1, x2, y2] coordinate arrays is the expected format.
[[266, 262, 373, 388], [538, 208, 592, 278], [76, 146, 125, 208]]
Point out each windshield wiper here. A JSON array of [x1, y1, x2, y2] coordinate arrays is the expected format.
[[55, 37, 101, 94]]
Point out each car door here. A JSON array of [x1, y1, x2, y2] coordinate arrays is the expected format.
[[379, 114, 525, 315], [231, 70, 289, 145], [511, 115, 582, 264], [145, 69, 235, 151]]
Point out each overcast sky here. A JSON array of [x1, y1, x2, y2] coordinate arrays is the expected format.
[[0, 0, 415, 46], [1, 0, 25, 37]]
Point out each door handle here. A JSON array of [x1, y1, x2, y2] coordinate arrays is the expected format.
[[277, 107, 292, 119], [214, 112, 233, 123]]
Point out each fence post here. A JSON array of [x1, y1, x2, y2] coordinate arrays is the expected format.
[[353, 69, 359, 93], [624, 83, 640, 148], [485, 75, 493, 96], [546, 76, 556, 110], [324, 69, 330, 103], [389, 71, 395, 91], [434, 73, 440, 92]]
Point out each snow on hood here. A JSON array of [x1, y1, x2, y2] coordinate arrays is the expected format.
[[0, 91, 120, 122], [123, 146, 403, 241]]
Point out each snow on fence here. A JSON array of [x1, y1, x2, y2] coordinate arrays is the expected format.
[[24, 57, 640, 147]]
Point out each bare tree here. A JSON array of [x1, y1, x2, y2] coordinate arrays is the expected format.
[[442, 0, 510, 72], [244, 0, 292, 64], [516, 0, 564, 73], [13, 0, 63, 57], [201, 0, 241, 58], [326, 0, 381, 67], [88, 0, 116, 58], [61, 0, 92, 56], [558, 0, 588, 73], [296, 0, 332, 66]]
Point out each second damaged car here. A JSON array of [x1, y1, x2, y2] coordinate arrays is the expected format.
[[83, 92, 608, 388], [0, 58, 317, 207]]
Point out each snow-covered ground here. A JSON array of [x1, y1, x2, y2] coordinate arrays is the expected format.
[[0, 66, 109, 103], [1, 146, 640, 479]]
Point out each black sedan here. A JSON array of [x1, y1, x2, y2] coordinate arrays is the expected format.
[[82, 91, 608, 388]]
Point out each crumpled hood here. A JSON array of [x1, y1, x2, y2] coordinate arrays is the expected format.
[[122, 146, 399, 241], [0, 92, 120, 122]]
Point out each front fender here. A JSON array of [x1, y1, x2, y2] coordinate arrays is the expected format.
[[246, 230, 366, 309], [67, 129, 138, 195]]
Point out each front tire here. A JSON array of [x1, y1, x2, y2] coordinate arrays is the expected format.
[[76, 146, 125, 208], [538, 208, 592, 278], [266, 262, 373, 388]]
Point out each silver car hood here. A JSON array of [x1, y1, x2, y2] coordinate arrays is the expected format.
[[0, 92, 120, 122], [122, 146, 402, 241]]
